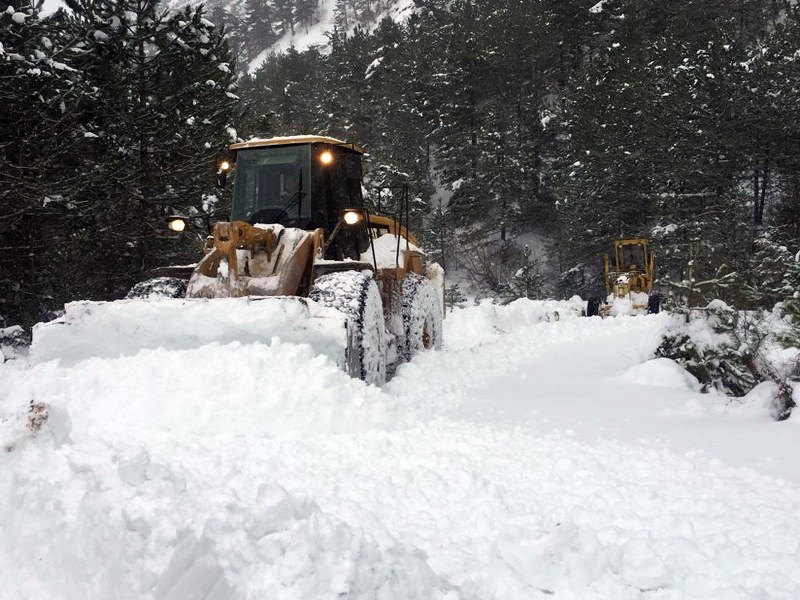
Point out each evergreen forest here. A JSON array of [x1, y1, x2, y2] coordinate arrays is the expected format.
[[2, 0, 800, 330]]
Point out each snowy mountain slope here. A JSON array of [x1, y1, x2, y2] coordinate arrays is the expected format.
[[1, 301, 800, 599], [245, 0, 418, 74]]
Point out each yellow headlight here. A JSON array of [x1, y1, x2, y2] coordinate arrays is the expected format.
[[219, 160, 232, 171], [320, 150, 334, 166], [343, 210, 362, 226], [169, 218, 187, 233]]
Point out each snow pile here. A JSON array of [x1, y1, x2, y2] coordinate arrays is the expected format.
[[30, 297, 348, 367], [620, 357, 702, 390], [10, 342, 405, 441], [361, 232, 420, 269], [605, 290, 650, 316], [3, 299, 800, 598], [1, 430, 449, 599], [1, 336, 442, 597]]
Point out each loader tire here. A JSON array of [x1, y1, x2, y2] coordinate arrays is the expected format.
[[126, 277, 187, 299], [401, 273, 443, 362], [310, 271, 387, 385], [586, 296, 602, 317]]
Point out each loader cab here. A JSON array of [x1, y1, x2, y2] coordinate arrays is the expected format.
[[227, 136, 364, 237]]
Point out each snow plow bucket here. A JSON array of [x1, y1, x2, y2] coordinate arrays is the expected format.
[[30, 297, 349, 368]]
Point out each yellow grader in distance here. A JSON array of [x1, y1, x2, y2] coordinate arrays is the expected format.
[[31, 136, 444, 384], [586, 238, 661, 317]]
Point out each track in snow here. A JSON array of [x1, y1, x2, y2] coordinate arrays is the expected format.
[[1, 300, 799, 599]]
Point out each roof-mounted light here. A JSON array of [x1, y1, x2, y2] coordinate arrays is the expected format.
[[320, 150, 334, 166]]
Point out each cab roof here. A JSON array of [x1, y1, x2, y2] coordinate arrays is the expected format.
[[230, 135, 364, 154]]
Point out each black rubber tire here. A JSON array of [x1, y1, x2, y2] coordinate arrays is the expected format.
[[310, 271, 387, 385], [126, 277, 188, 299], [586, 296, 602, 317], [647, 294, 661, 314], [400, 273, 443, 362]]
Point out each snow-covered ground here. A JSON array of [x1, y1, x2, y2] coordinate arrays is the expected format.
[[1, 300, 799, 599]]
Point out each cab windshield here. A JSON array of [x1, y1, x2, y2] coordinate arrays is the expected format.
[[618, 243, 645, 272], [230, 145, 310, 225]]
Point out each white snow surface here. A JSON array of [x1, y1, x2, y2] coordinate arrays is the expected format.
[[30, 297, 348, 367], [2, 300, 800, 599]]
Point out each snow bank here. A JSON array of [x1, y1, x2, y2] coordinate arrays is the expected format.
[[6, 341, 406, 442], [1, 336, 445, 597], [3, 299, 800, 599], [1, 432, 450, 599], [30, 297, 347, 367]]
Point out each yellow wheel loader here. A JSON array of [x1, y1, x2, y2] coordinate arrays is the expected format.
[[586, 238, 661, 317], [31, 136, 444, 384]]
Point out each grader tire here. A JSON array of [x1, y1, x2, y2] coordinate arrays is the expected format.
[[647, 294, 662, 314], [586, 296, 602, 317]]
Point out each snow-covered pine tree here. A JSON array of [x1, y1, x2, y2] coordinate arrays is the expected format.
[[56, 0, 237, 302], [0, 1, 88, 325]]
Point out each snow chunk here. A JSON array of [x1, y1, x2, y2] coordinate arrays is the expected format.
[[589, 1, 605, 14], [620, 358, 702, 391], [620, 539, 672, 590], [11, 11, 26, 24]]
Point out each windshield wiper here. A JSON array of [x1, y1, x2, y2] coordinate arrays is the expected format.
[[279, 171, 306, 216]]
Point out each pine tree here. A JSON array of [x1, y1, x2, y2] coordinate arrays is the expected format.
[[1, 0, 238, 326], [59, 0, 238, 297], [0, 1, 90, 324]]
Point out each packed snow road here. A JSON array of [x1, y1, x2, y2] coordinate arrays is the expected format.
[[1, 300, 799, 599]]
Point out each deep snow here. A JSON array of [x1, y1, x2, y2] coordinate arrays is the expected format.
[[1, 300, 799, 599]]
